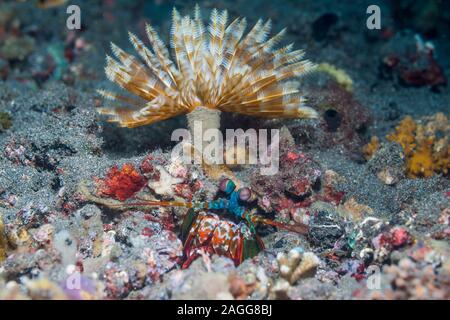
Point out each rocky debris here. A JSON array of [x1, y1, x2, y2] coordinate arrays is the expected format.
[[250, 149, 325, 219], [0, 36, 36, 61], [354, 242, 450, 300], [308, 207, 348, 252], [367, 142, 406, 185], [380, 34, 447, 91], [292, 81, 373, 160]]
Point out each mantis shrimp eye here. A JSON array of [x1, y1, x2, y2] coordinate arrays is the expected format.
[[219, 178, 236, 194], [239, 188, 252, 202]]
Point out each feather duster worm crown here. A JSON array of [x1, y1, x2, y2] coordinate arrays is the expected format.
[[98, 5, 318, 128]]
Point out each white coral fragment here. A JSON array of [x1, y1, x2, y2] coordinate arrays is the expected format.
[[276, 247, 320, 285], [148, 165, 184, 196]]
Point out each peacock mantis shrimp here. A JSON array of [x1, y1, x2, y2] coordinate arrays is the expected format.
[[87, 178, 308, 267]]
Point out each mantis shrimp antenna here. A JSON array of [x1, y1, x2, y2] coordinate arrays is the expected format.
[[105, 198, 308, 235]]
